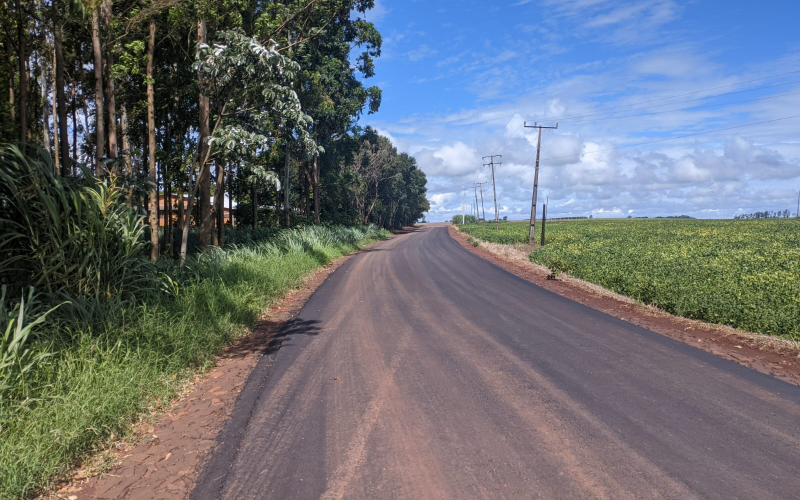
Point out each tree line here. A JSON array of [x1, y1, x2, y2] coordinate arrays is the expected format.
[[0, 0, 428, 263], [734, 210, 793, 220]]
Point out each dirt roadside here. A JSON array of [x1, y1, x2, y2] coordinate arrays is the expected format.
[[47, 238, 391, 500], [448, 225, 800, 387]]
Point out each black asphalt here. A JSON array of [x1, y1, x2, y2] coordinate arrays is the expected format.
[[192, 226, 800, 500]]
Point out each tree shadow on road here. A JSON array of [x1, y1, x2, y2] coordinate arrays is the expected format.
[[262, 318, 322, 355]]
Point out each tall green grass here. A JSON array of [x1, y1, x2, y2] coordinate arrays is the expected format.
[[0, 145, 390, 498]]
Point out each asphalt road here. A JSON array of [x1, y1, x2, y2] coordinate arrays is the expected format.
[[193, 226, 800, 500]]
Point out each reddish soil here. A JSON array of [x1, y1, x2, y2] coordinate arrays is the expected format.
[[51, 241, 385, 500], [448, 226, 800, 387]]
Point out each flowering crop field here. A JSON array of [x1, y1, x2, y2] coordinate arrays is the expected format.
[[458, 219, 800, 339]]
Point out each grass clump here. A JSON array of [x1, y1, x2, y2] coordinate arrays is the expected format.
[[0, 145, 389, 498]]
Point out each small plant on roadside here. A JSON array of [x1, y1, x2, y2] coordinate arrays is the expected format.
[[0, 286, 61, 402], [545, 256, 570, 280]]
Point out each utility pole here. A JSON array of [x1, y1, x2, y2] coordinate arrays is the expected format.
[[473, 185, 480, 222], [461, 191, 466, 225], [797, 189, 799, 218], [482, 155, 502, 230], [476, 181, 487, 223], [524, 122, 558, 244], [541, 203, 547, 246]]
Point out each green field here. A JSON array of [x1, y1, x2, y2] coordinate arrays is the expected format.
[[458, 219, 800, 339]]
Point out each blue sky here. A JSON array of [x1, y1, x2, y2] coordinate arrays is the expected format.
[[357, 0, 800, 221]]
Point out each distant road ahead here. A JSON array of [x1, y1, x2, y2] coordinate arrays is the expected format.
[[194, 226, 800, 500]]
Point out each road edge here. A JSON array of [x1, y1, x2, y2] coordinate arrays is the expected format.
[[447, 225, 800, 387]]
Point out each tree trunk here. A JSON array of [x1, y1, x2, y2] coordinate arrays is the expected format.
[[103, 0, 117, 164], [16, 0, 27, 143], [7, 36, 14, 124], [251, 184, 257, 230], [120, 104, 131, 175], [228, 163, 234, 228], [303, 166, 310, 216], [313, 154, 320, 225], [81, 91, 94, 162], [283, 139, 290, 228], [197, 19, 212, 250], [53, 0, 70, 174], [176, 183, 184, 242], [180, 19, 212, 264], [91, 5, 105, 172], [51, 48, 60, 174], [40, 58, 50, 153], [147, 21, 158, 261], [70, 85, 77, 172], [214, 164, 225, 247]]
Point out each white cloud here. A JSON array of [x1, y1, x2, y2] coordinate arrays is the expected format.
[[408, 44, 438, 61], [365, 0, 389, 22], [416, 141, 480, 177]]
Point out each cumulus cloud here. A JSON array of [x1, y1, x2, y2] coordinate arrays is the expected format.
[[363, 1, 800, 221], [415, 141, 480, 177]]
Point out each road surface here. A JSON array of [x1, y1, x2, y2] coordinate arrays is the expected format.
[[193, 226, 800, 500]]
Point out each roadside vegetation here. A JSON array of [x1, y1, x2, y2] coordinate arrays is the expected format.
[[457, 219, 800, 340], [0, 145, 390, 498], [1, 0, 428, 496]]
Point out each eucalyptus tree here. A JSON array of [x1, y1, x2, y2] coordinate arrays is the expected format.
[[254, 0, 381, 225], [187, 28, 314, 263]]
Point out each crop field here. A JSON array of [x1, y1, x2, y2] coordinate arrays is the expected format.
[[458, 219, 800, 339]]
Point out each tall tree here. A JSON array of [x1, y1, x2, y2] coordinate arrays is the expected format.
[[103, 0, 117, 161], [196, 18, 211, 251], [16, 0, 28, 142], [146, 20, 158, 261], [90, 0, 104, 170]]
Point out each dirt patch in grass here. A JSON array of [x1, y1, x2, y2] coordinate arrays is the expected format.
[[46, 240, 385, 500], [449, 225, 800, 386]]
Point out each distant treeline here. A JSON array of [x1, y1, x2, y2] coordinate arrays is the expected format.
[[734, 210, 793, 220]]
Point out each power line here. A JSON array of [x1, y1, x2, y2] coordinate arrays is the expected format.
[[425, 113, 800, 195], [502, 113, 800, 179]]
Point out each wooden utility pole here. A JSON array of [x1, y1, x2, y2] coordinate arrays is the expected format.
[[523, 122, 558, 244], [461, 191, 465, 225], [473, 185, 480, 221], [541, 203, 547, 246], [476, 181, 487, 223], [482, 155, 502, 229]]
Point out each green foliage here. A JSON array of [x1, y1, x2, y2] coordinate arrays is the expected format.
[[459, 219, 800, 339], [319, 128, 428, 229], [452, 215, 478, 224], [0, 287, 61, 401], [0, 144, 161, 307], [195, 29, 316, 158], [0, 224, 388, 498], [457, 220, 526, 244]]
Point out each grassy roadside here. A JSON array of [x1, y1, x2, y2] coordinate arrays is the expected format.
[[0, 225, 389, 499]]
